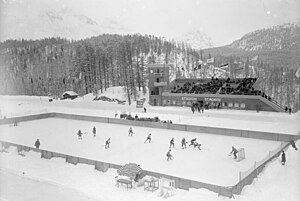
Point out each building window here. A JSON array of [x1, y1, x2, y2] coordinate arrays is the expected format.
[[240, 103, 245, 108], [223, 102, 228, 106], [172, 100, 176, 105], [182, 101, 186, 105], [163, 99, 167, 105], [157, 69, 160, 73], [187, 101, 191, 106], [156, 78, 159, 83], [167, 100, 171, 105], [234, 103, 240, 108], [228, 102, 233, 107]]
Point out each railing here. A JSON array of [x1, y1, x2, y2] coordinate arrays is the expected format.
[[0, 113, 297, 198], [154, 82, 167, 87], [153, 73, 164, 76], [3, 109, 48, 118], [233, 142, 290, 195]]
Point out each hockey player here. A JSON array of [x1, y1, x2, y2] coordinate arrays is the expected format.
[[144, 133, 151, 143], [166, 149, 172, 161], [34, 139, 40, 149], [230, 146, 238, 159], [77, 129, 83, 140], [128, 127, 134, 136], [105, 138, 111, 149], [193, 142, 201, 150], [169, 138, 175, 148], [290, 140, 298, 150], [181, 138, 186, 149], [93, 126, 96, 137], [281, 151, 286, 165], [189, 138, 197, 147]]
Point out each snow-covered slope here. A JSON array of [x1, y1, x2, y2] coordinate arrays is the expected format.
[[177, 30, 215, 49], [228, 21, 300, 51], [0, 0, 126, 41]]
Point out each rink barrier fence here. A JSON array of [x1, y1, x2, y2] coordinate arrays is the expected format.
[[0, 112, 299, 142], [232, 141, 290, 195], [0, 140, 293, 198]]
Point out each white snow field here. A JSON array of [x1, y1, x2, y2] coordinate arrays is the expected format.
[[0, 141, 299, 201], [0, 87, 299, 135], [0, 118, 282, 185], [0, 87, 299, 201]]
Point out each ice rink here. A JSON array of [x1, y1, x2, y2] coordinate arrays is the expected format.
[[0, 117, 282, 186]]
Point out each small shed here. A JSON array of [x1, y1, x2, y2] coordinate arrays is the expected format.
[[62, 91, 79, 100]]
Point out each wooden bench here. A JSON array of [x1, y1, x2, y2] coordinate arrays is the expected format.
[[116, 178, 133, 190]]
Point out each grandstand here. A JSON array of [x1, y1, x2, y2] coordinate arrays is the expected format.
[[148, 64, 284, 112]]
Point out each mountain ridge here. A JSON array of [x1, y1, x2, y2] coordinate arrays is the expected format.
[[204, 21, 300, 68]]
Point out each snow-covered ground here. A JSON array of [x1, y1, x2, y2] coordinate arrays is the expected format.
[[0, 141, 299, 201], [0, 118, 282, 185], [0, 87, 299, 134], [0, 87, 299, 201]]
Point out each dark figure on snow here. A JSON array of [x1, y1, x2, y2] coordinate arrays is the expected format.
[[193, 142, 201, 150], [191, 106, 195, 114], [128, 127, 134, 136], [288, 107, 292, 114], [144, 133, 151, 143], [285, 106, 288, 112], [144, 107, 147, 113], [189, 138, 197, 147], [93, 126, 96, 137], [77, 129, 83, 140], [230, 146, 238, 159], [135, 114, 138, 119], [281, 151, 286, 165], [166, 149, 172, 161], [34, 139, 40, 149], [290, 140, 298, 150], [181, 138, 186, 149], [105, 138, 111, 149], [169, 138, 175, 148]]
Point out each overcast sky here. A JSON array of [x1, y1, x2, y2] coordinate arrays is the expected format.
[[2, 0, 300, 46]]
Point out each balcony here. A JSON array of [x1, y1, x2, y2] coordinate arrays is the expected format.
[[154, 73, 164, 77], [154, 82, 167, 87]]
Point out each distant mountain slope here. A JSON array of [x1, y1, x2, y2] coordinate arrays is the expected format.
[[204, 22, 300, 68], [0, 0, 126, 41], [176, 30, 215, 49], [229, 22, 300, 51]]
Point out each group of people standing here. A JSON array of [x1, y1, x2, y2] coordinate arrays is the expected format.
[[284, 106, 292, 114]]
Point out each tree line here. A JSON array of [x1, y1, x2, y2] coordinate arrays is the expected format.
[[0, 34, 299, 111]]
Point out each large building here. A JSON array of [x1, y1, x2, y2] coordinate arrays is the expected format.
[[148, 64, 284, 112]]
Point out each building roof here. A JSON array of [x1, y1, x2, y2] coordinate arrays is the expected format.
[[62, 91, 78, 96]]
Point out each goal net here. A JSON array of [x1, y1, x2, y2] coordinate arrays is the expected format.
[[237, 148, 245, 162]]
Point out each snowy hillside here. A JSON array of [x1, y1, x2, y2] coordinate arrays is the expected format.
[[177, 30, 215, 49], [0, 0, 126, 41], [228, 21, 300, 51]]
